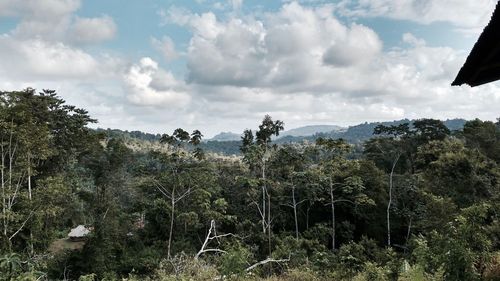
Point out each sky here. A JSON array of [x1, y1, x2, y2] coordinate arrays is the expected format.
[[0, 0, 499, 137]]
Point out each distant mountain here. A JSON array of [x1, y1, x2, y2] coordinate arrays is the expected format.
[[275, 118, 468, 144], [279, 125, 344, 138], [335, 118, 467, 143], [97, 118, 469, 156], [207, 125, 345, 142], [208, 132, 241, 142]]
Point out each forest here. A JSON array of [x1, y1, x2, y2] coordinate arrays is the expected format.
[[1, 89, 499, 281]]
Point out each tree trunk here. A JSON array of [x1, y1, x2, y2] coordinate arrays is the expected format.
[[1, 145, 6, 241], [387, 153, 400, 247], [405, 216, 412, 252], [292, 185, 299, 240], [306, 203, 310, 230], [261, 158, 266, 234], [267, 188, 272, 256], [330, 177, 336, 251], [27, 153, 31, 201], [27, 153, 34, 255], [167, 195, 175, 259]]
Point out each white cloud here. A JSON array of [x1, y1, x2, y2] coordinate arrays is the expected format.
[[151, 36, 178, 61], [402, 32, 426, 47], [71, 15, 117, 43], [1, 0, 499, 137], [334, 0, 497, 34], [1, 0, 117, 44], [124, 57, 190, 107], [1, 0, 78, 41], [231, 0, 243, 11], [323, 23, 382, 66], [155, 2, 500, 136], [0, 36, 99, 80], [0, 0, 81, 18], [0, 0, 123, 81], [175, 2, 386, 93]]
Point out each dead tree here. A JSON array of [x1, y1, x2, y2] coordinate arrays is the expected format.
[[245, 256, 290, 272], [194, 220, 234, 260], [154, 176, 192, 259], [282, 180, 306, 240]]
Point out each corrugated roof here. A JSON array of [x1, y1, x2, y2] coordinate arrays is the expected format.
[[452, 2, 500, 87]]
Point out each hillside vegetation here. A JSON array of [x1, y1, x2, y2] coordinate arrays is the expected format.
[[1, 89, 499, 281]]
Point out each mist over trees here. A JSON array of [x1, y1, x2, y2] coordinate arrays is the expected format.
[[1, 89, 500, 281]]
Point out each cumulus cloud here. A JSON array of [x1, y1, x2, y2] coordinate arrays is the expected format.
[[0, 0, 123, 81], [0, 36, 99, 80], [0, 0, 80, 18], [151, 36, 178, 61], [334, 0, 497, 34], [166, 2, 384, 90], [167, 3, 463, 100], [124, 57, 190, 107], [1, 0, 117, 44], [1, 0, 499, 137], [323, 23, 382, 66], [154, 2, 500, 136], [71, 15, 117, 43]]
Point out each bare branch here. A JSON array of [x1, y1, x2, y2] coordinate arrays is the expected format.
[[153, 180, 172, 199], [195, 220, 235, 259], [245, 256, 290, 272], [197, 249, 227, 255], [154, 184, 171, 200], [280, 203, 294, 208], [296, 199, 307, 206], [9, 211, 34, 241], [210, 232, 236, 240], [250, 201, 265, 220], [174, 187, 192, 203]]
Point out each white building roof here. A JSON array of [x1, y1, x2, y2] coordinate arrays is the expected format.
[[68, 225, 90, 238]]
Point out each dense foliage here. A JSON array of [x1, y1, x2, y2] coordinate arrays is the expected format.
[[1, 89, 499, 281]]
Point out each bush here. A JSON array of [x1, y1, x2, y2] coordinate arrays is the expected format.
[[218, 242, 253, 276], [281, 268, 321, 281], [398, 264, 444, 281], [352, 262, 388, 281], [154, 254, 219, 281]]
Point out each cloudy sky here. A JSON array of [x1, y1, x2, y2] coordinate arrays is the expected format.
[[0, 0, 499, 137]]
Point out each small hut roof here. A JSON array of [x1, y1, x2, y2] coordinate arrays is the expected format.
[[452, 2, 500, 87], [68, 225, 90, 238]]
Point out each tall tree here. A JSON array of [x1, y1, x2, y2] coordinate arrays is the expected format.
[[240, 115, 284, 256], [315, 138, 373, 250], [155, 128, 205, 258]]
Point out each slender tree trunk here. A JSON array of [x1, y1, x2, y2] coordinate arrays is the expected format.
[[27, 153, 31, 201], [405, 216, 412, 252], [330, 177, 336, 251], [387, 153, 400, 247], [306, 203, 310, 230], [27, 153, 33, 255], [1, 145, 6, 240], [267, 188, 272, 256], [7, 135, 14, 248], [261, 158, 266, 234], [167, 193, 175, 259], [292, 185, 299, 240]]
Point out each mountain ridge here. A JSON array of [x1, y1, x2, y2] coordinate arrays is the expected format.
[[97, 118, 468, 156]]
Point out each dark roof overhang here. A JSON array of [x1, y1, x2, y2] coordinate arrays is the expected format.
[[452, 2, 500, 87]]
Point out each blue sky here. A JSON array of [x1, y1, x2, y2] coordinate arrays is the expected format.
[[0, 0, 499, 137]]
